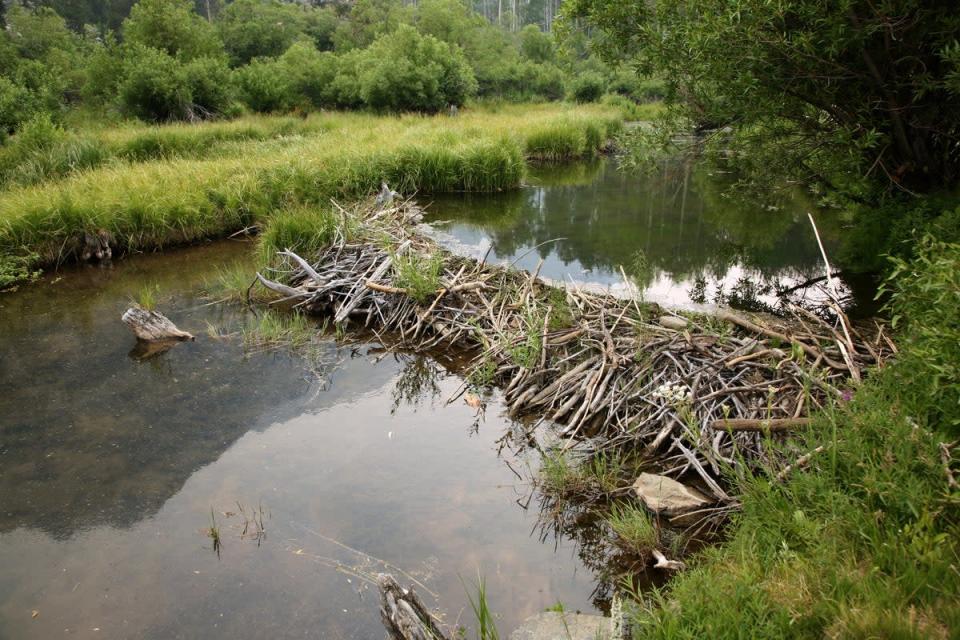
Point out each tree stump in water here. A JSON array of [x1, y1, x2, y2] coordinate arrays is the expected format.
[[80, 229, 113, 262], [377, 574, 450, 640], [121, 307, 194, 342]]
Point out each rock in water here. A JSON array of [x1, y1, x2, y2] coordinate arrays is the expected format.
[[632, 472, 710, 516], [121, 307, 194, 342], [510, 612, 611, 640]]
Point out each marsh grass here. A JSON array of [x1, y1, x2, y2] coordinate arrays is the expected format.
[[539, 450, 625, 501], [392, 251, 444, 304], [0, 105, 620, 282], [606, 501, 659, 556], [203, 262, 267, 304], [256, 208, 341, 267], [241, 310, 314, 350], [0, 115, 325, 187], [134, 282, 160, 311]]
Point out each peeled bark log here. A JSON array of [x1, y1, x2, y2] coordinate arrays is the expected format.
[[121, 307, 194, 342]]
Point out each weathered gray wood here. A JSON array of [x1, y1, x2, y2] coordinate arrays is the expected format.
[[377, 574, 449, 640], [121, 307, 194, 342]]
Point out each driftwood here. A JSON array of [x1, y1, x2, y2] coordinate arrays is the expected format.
[[378, 574, 450, 640], [121, 307, 194, 342], [254, 199, 893, 501]]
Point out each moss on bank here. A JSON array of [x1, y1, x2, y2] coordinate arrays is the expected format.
[[624, 239, 960, 638], [0, 104, 621, 281]]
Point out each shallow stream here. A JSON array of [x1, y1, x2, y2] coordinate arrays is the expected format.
[[0, 158, 870, 638]]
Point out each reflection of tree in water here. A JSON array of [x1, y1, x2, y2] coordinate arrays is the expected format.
[[390, 354, 445, 414], [433, 157, 838, 291]]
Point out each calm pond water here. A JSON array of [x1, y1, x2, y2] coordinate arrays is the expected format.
[[0, 158, 875, 639], [0, 243, 595, 639], [426, 157, 874, 313]]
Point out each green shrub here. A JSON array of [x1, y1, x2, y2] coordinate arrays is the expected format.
[[525, 62, 565, 101], [235, 59, 291, 113], [519, 24, 555, 63], [123, 0, 223, 61], [118, 45, 190, 121], [357, 25, 477, 112], [0, 77, 41, 136], [218, 0, 309, 66], [328, 49, 365, 109], [882, 237, 960, 430], [183, 56, 235, 117], [841, 196, 960, 273], [569, 71, 606, 103], [278, 41, 339, 109]]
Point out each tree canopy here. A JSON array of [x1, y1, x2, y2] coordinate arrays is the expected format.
[[566, 0, 960, 196]]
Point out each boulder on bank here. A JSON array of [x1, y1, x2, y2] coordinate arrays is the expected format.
[[509, 612, 612, 640], [633, 472, 710, 517]]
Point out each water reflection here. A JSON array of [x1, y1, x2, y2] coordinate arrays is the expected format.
[[0, 244, 595, 639], [425, 158, 869, 312]]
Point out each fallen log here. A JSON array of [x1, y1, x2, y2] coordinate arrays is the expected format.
[[121, 307, 194, 342], [708, 418, 812, 432], [378, 574, 450, 640]]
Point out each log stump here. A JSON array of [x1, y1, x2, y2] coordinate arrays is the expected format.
[[121, 307, 194, 342]]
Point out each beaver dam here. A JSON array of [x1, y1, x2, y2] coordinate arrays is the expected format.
[[255, 199, 892, 514]]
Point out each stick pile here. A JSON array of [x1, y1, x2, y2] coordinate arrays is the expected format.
[[256, 199, 893, 503]]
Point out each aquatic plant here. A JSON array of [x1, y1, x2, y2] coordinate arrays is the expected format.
[[134, 282, 160, 311], [606, 501, 659, 556], [462, 573, 500, 640], [207, 508, 222, 558]]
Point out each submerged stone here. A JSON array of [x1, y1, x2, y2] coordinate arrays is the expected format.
[[632, 473, 710, 516], [509, 612, 612, 640]]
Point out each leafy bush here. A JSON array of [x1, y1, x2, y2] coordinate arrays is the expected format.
[[118, 45, 190, 121], [519, 24, 555, 63], [525, 62, 565, 101], [0, 77, 41, 137], [569, 71, 605, 103], [357, 25, 476, 112], [882, 237, 960, 430], [82, 35, 125, 104], [235, 59, 292, 113], [328, 49, 365, 109], [217, 0, 309, 66], [841, 196, 960, 273], [277, 41, 339, 109], [183, 56, 235, 117], [123, 0, 223, 61]]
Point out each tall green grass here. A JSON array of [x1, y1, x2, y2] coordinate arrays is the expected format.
[[0, 104, 620, 276], [0, 115, 328, 187]]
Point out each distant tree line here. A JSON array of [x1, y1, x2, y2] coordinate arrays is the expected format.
[[0, 0, 662, 134]]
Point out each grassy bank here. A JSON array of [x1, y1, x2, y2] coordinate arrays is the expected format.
[[0, 104, 621, 285], [619, 239, 960, 638]]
